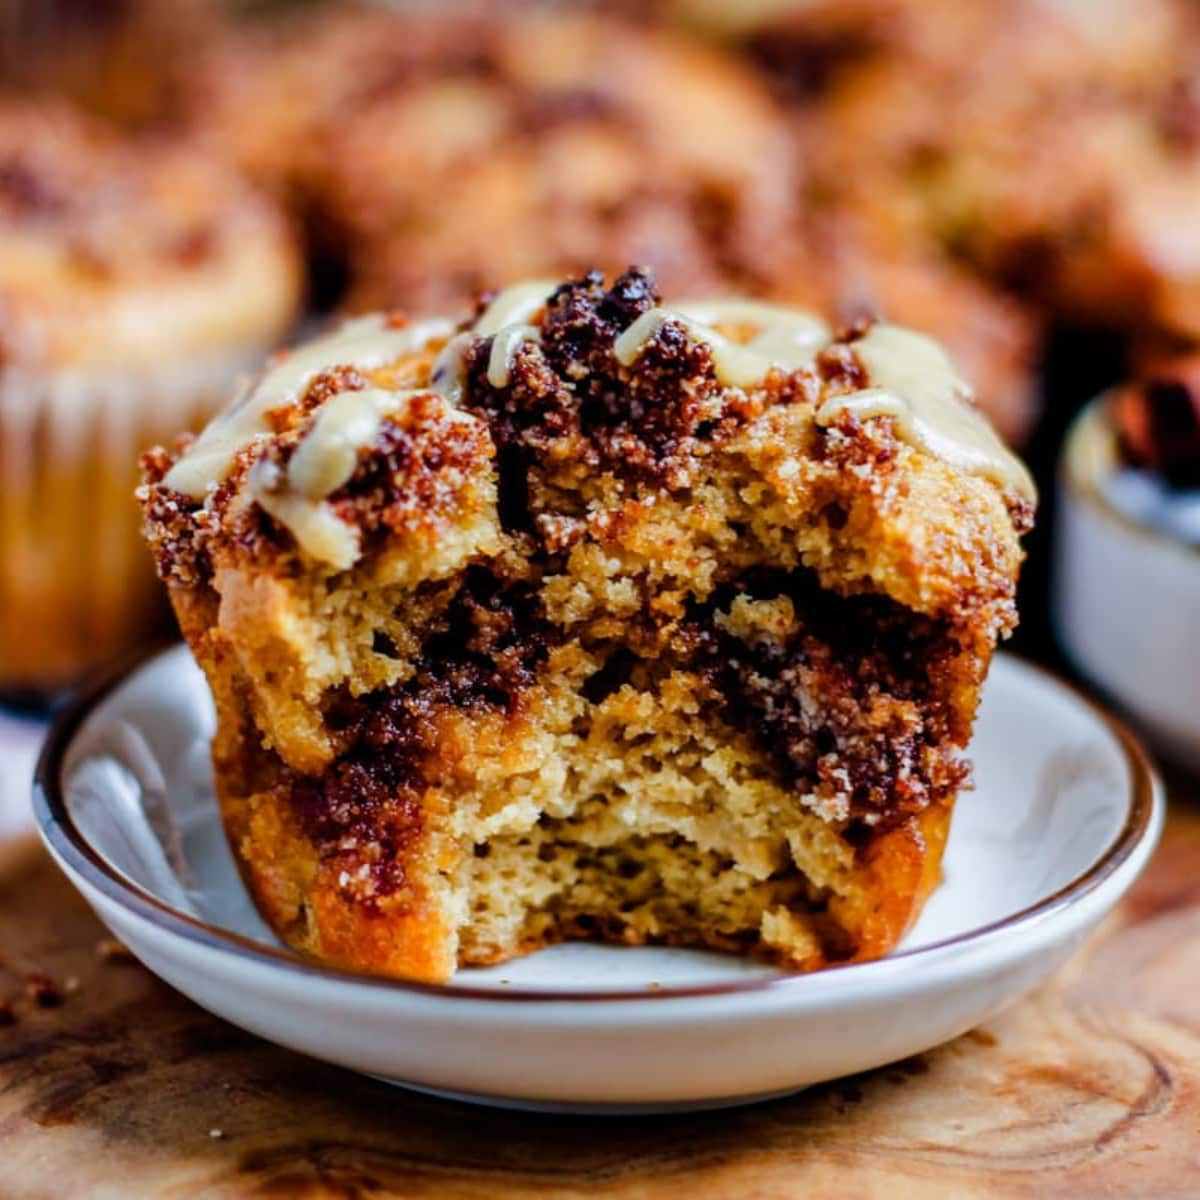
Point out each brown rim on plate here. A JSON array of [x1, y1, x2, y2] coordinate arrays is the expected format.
[[1063, 394, 1200, 562], [34, 645, 1161, 1003]]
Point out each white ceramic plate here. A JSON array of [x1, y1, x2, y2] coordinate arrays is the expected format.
[[35, 646, 1161, 1113]]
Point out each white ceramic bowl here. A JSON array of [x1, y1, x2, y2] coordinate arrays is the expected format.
[[35, 646, 1160, 1113], [1055, 396, 1200, 772]]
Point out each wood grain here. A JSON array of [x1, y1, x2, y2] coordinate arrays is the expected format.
[[3, 780, 1200, 1200]]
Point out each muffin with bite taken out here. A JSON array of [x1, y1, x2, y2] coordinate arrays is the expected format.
[[140, 268, 1033, 983]]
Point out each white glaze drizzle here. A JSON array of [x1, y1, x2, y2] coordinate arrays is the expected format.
[[429, 281, 559, 400], [487, 324, 540, 389], [816, 324, 1036, 501], [471, 290, 1028, 498], [473, 279, 558, 336], [249, 461, 363, 571], [614, 300, 830, 389], [248, 385, 481, 569], [248, 388, 406, 570], [428, 332, 472, 406], [170, 281, 1031, 571], [289, 388, 401, 501], [164, 314, 453, 499]]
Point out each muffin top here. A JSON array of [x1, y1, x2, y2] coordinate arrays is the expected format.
[[0, 103, 302, 371], [142, 269, 1033, 642]]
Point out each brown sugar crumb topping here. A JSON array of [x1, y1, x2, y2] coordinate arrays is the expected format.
[[815, 342, 869, 390], [141, 372, 494, 585], [466, 268, 739, 501], [0, 103, 277, 285]]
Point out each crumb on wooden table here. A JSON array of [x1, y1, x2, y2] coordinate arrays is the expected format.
[[25, 971, 63, 1007], [96, 937, 137, 965]]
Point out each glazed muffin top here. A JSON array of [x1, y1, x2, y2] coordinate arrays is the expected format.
[[0, 103, 302, 372], [141, 269, 1033, 647]]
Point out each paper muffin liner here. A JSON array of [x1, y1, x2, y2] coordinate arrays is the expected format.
[[0, 346, 263, 693]]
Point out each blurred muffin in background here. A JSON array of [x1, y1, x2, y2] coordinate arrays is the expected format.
[[180, 6, 795, 307], [665, 0, 1200, 373], [181, 7, 484, 198], [0, 102, 302, 693], [328, 12, 797, 310], [801, 0, 1200, 342], [0, 0, 222, 128]]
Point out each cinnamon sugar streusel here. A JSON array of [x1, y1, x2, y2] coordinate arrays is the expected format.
[[141, 268, 1033, 983]]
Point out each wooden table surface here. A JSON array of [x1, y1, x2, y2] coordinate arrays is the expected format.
[[3, 770, 1199, 1200]]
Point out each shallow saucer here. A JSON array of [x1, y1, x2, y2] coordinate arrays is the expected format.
[[35, 646, 1161, 1113]]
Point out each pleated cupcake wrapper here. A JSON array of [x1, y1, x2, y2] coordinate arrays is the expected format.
[[0, 346, 262, 692]]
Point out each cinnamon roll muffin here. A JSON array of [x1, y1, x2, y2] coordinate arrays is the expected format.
[[140, 268, 1033, 983], [0, 103, 302, 692]]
